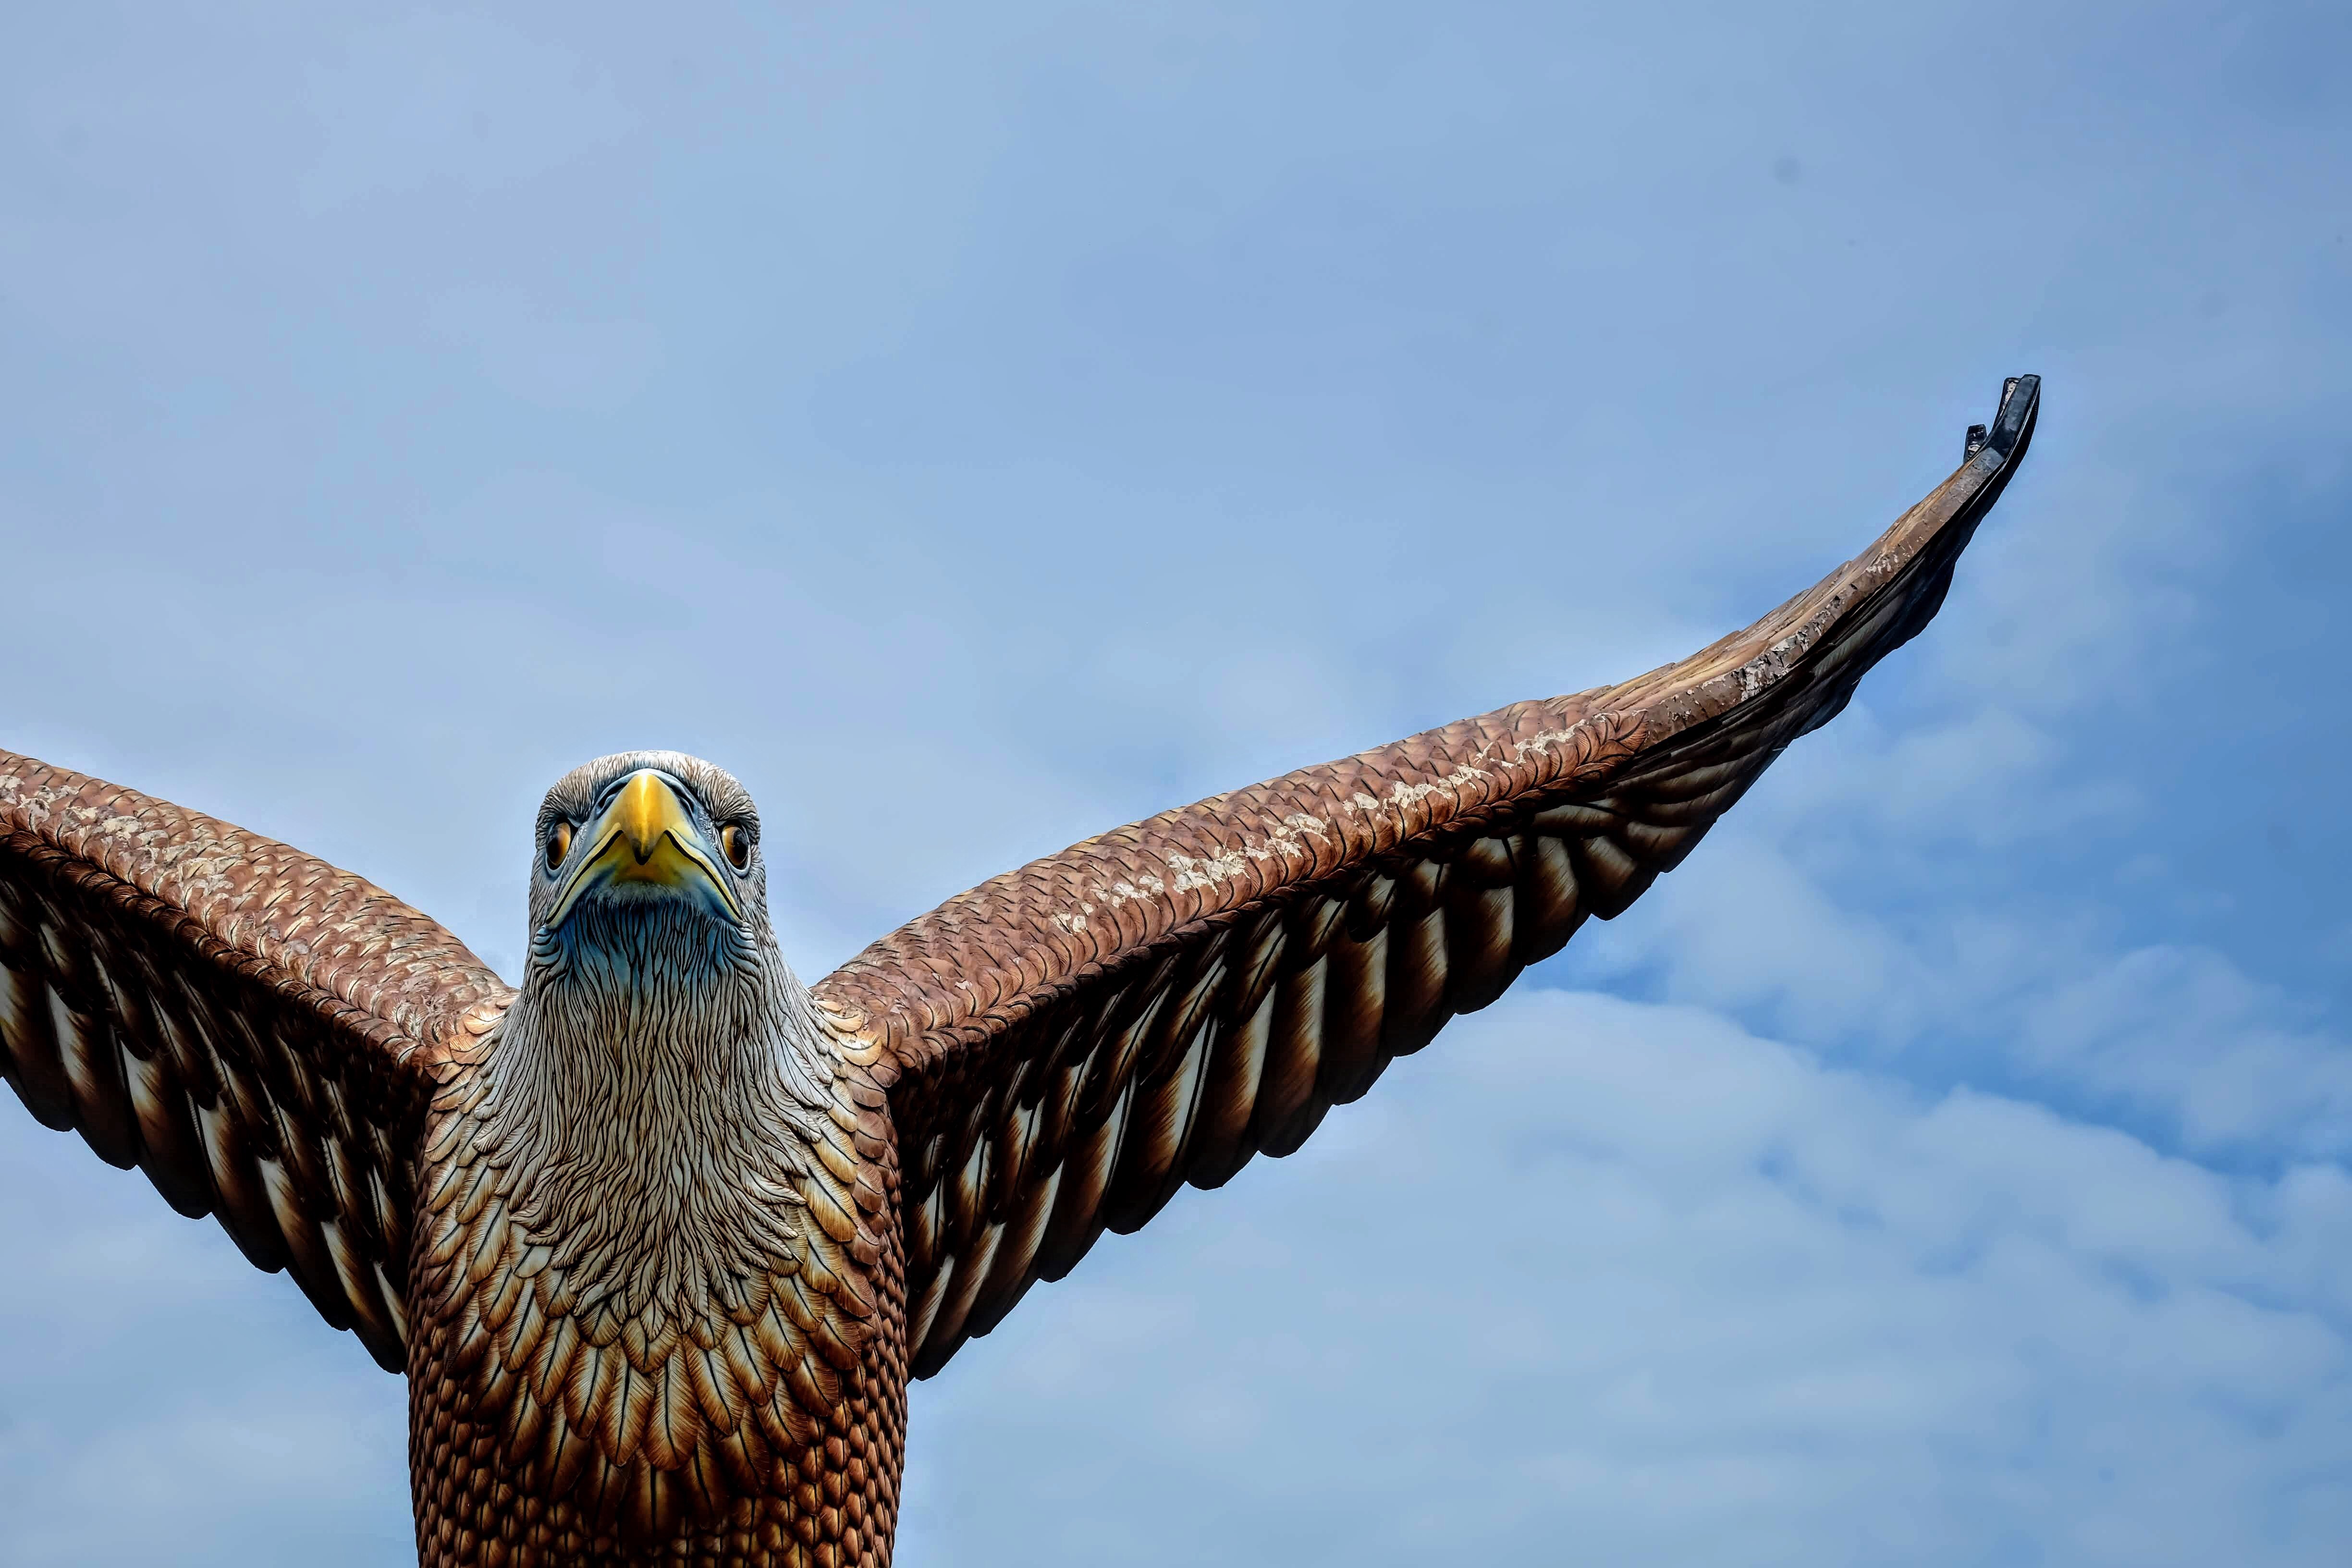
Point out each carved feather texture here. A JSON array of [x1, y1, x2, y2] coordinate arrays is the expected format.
[[817, 380, 2039, 1378], [0, 758, 508, 1369], [404, 752, 909, 1568]]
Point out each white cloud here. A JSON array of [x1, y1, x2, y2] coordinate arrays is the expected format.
[[902, 989, 2352, 1567], [1577, 811, 2352, 1158], [2021, 945, 2352, 1156]]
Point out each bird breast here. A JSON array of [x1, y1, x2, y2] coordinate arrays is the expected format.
[[406, 989, 896, 1543]]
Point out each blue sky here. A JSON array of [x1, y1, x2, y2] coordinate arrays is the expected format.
[[2, 3, 2347, 1563]]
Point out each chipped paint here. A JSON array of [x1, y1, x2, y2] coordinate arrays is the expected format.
[[1165, 847, 1247, 894], [1161, 808, 1332, 897], [1101, 874, 1166, 905], [1378, 761, 1491, 813]]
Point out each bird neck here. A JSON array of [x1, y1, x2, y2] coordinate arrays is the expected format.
[[473, 931, 842, 1322]]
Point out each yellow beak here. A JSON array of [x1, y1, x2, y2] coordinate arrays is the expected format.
[[547, 769, 744, 929], [612, 770, 683, 863]]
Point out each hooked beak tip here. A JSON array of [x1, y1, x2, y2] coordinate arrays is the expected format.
[[614, 770, 674, 864]]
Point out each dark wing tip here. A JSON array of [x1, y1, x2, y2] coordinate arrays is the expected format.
[[1984, 372, 2039, 461], [1944, 372, 2038, 539], [1963, 373, 2041, 462]]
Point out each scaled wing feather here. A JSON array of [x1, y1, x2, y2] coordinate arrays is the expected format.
[[815, 378, 2040, 1378], [0, 755, 511, 1370]]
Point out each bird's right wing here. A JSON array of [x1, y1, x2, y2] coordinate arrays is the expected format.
[[818, 376, 2040, 1377], [0, 753, 512, 1370]]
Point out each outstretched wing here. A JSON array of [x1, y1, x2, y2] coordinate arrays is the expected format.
[[0, 753, 512, 1370], [816, 377, 2041, 1378]]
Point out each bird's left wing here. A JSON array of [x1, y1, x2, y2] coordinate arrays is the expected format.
[[816, 377, 2039, 1378], [0, 752, 512, 1370]]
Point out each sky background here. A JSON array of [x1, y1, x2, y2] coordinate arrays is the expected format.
[[3, 2, 2348, 1563]]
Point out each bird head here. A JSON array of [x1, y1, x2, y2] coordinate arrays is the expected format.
[[525, 750, 774, 979], [492, 751, 843, 1330]]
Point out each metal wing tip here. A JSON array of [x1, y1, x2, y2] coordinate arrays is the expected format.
[[1979, 373, 2039, 459], [1962, 377, 2039, 461]]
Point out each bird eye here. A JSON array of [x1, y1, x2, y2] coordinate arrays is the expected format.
[[720, 823, 751, 871], [546, 821, 573, 870]]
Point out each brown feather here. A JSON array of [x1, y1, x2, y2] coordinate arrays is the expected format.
[[1444, 883, 1519, 1015], [1029, 1082, 1126, 1286], [1, 965, 73, 1128], [1315, 925, 1389, 1106], [1185, 984, 1273, 1189], [57, 992, 138, 1166], [1253, 955, 1327, 1154], [1515, 832, 1584, 957]]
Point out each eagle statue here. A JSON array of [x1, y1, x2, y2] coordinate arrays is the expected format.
[[0, 380, 2037, 1566]]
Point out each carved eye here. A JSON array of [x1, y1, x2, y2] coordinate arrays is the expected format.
[[720, 823, 751, 871], [545, 821, 573, 870]]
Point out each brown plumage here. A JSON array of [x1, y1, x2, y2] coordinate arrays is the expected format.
[[0, 379, 2037, 1566]]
